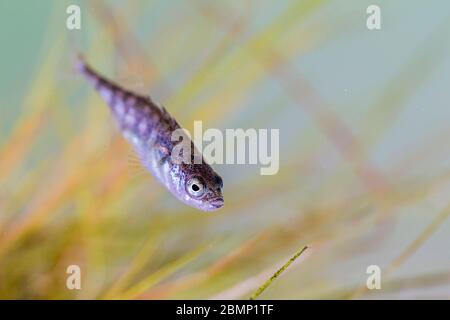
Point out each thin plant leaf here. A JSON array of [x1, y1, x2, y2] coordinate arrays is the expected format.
[[250, 246, 308, 300]]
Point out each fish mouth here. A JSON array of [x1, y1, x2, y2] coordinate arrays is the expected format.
[[209, 197, 224, 210]]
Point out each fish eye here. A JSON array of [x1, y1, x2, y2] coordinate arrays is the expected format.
[[186, 177, 205, 198]]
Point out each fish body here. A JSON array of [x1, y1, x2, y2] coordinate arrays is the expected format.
[[77, 57, 224, 211]]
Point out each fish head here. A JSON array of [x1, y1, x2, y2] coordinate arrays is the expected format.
[[171, 162, 224, 212]]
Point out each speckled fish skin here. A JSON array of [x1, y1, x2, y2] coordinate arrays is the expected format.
[[77, 57, 224, 211]]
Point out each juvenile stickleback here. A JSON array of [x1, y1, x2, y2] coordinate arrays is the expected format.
[[77, 56, 224, 211]]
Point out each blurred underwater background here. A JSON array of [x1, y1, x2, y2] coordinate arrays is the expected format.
[[1, 0, 450, 299]]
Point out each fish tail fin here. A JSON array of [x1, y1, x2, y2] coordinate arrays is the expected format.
[[67, 32, 86, 74], [74, 53, 97, 84], [74, 52, 86, 73], [75, 54, 120, 107]]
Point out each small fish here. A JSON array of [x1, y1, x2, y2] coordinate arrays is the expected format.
[[76, 56, 224, 211]]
